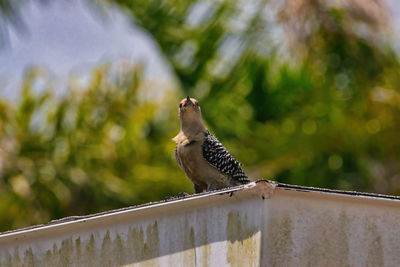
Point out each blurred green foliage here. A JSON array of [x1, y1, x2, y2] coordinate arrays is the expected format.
[[114, 0, 400, 191], [0, 65, 192, 230], [1, 0, 400, 231]]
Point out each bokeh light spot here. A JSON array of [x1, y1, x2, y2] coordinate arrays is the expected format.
[[328, 154, 343, 170], [302, 119, 317, 135]]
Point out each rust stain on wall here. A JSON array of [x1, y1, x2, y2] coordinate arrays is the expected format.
[[1, 221, 161, 266], [268, 216, 293, 267], [304, 211, 349, 266], [226, 211, 260, 267], [201, 222, 210, 267], [366, 219, 384, 267]]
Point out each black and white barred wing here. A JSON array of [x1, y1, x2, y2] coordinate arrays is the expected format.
[[202, 131, 249, 184]]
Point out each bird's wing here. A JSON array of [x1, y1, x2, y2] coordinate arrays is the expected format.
[[202, 131, 249, 184]]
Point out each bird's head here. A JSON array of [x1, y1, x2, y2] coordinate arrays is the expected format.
[[178, 96, 205, 132], [179, 96, 200, 116]]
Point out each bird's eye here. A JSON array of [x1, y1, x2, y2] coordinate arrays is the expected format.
[[195, 102, 199, 106], [179, 103, 182, 108]]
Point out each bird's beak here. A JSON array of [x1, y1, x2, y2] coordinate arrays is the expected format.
[[185, 96, 194, 107]]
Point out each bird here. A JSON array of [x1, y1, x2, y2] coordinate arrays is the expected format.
[[173, 96, 250, 193]]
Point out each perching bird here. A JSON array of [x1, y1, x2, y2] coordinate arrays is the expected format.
[[173, 96, 250, 193]]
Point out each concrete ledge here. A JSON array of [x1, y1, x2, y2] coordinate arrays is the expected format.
[[1, 180, 400, 266]]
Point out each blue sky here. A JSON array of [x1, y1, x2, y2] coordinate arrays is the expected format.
[[1, 0, 399, 99], [0, 0, 170, 98]]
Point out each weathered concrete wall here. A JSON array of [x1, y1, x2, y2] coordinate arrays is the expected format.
[[1, 181, 400, 266], [0, 184, 266, 267], [262, 190, 400, 267]]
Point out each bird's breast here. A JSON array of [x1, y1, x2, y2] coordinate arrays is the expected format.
[[177, 141, 203, 176], [176, 141, 230, 188]]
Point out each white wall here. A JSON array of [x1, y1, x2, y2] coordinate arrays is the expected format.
[[1, 181, 400, 266]]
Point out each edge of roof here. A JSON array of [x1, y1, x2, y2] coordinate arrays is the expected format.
[[274, 181, 400, 200], [1, 179, 399, 237]]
